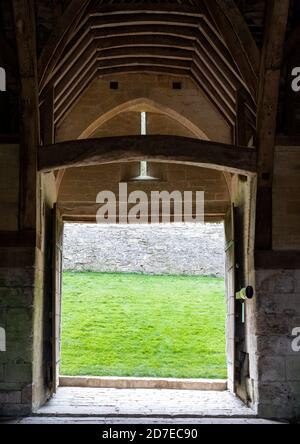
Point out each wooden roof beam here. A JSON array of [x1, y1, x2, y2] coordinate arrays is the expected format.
[[38, 0, 91, 88], [42, 20, 241, 93], [203, 0, 259, 100]]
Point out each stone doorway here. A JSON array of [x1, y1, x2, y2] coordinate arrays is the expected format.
[[58, 222, 228, 388]]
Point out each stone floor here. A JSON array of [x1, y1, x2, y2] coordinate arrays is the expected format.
[[0, 387, 287, 424], [36, 387, 255, 418]]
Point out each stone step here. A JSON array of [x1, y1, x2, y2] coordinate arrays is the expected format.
[[59, 376, 227, 391]]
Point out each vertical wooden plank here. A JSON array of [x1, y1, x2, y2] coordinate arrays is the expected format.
[[52, 204, 64, 393], [233, 205, 249, 404], [12, 0, 39, 232]]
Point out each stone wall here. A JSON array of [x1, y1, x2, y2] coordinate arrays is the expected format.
[[0, 247, 35, 416], [254, 269, 300, 420], [63, 223, 225, 278]]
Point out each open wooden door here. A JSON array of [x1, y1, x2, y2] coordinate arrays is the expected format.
[[51, 204, 64, 393], [224, 205, 236, 393], [233, 206, 249, 404], [225, 204, 250, 402]]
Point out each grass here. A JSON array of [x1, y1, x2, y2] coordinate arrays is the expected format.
[[61, 272, 227, 379]]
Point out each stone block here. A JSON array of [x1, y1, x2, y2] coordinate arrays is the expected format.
[[0, 382, 24, 391], [0, 268, 35, 288], [286, 356, 300, 381], [4, 364, 32, 383], [257, 382, 293, 406], [256, 270, 295, 295], [258, 402, 295, 420], [0, 287, 33, 309], [259, 356, 286, 382], [256, 312, 289, 335], [0, 339, 32, 364], [0, 402, 32, 416], [273, 271, 295, 294], [256, 334, 295, 356], [21, 384, 32, 404], [255, 270, 277, 293], [6, 308, 32, 340], [0, 390, 21, 404]]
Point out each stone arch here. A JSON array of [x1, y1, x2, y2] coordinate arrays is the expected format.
[[78, 98, 210, 141]]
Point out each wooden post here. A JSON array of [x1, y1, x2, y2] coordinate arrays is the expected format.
[[12, 0, 40, 233], [255, 0, 290, 250]]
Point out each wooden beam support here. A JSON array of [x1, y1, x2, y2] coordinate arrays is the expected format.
[[38, 135, 257, 175], [255, 0, 291, 250], [12, 0, 39, 232]]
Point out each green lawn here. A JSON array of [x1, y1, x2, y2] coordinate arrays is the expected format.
[[61, 272, 227, 379]]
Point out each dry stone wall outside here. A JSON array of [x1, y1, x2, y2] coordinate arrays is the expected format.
[[63, 223, 225, 278]]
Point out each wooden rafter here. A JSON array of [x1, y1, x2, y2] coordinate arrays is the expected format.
[[38, 135, 257, 175], [44, 16, 238, 92], [203, 0, 259, 100], [37, 1, 258, 139], [52, 48, 236, 125], [38, 0, 91, 88], [215, 0, 260, 76]]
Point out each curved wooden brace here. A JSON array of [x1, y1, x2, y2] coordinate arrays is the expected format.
[[38, 135, 257, 175]]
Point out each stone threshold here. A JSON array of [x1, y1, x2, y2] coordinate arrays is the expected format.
[[59, 376, 227, 391]]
